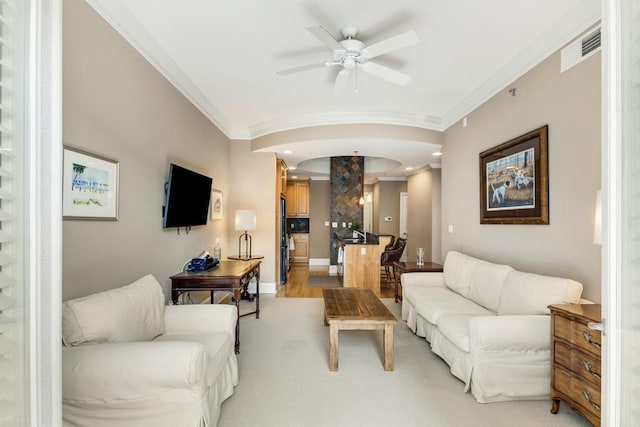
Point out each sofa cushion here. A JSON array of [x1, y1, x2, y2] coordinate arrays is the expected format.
[[468, 261, 514, 313], [415, 290, 493, 325], [443, 251, 481, 298], [155, 331, 232, 387], [62, 274, 165, 346], [403, 286, 457, 308], [437, 314, 494, 353], [498, 270, 583, 315]]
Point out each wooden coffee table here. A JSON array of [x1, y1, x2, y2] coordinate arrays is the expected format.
[[322, 288, 397, 371]]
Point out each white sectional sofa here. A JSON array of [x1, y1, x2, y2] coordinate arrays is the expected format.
[[401, 251, 584, 403], [62, 274, 238, 427]]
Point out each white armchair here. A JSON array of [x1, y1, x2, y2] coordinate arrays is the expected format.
[[62, 275, 238, 427]]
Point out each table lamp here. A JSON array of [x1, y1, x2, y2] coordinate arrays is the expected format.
[[236, 210, 256, 259]]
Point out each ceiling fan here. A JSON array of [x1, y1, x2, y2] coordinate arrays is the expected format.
[[276, 25, 420, 96]]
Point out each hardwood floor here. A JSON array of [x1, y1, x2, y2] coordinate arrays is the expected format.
[[277, 263, 397, 298]]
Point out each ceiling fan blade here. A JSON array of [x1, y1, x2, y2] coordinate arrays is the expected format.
[[331, 69, 350, 97], [361, 30, 420, 59], [360, 62, 411, 86], [306, 26, 345, 52], [277, 62, 326, 76]]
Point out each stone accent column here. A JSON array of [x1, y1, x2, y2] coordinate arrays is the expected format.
[[330, 156, 364, 264]]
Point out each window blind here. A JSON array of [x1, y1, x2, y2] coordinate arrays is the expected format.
[[0, 0, 27, 425]]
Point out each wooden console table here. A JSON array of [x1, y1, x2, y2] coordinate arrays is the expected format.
[[392, 261, 443, 302], [170, 259, 261, 353]]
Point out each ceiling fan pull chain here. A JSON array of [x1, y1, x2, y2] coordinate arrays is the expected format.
[[355, 65, 359, 93]]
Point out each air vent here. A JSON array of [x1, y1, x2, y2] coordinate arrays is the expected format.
[[561, 27, 601, 73], [582, 28, 601, 57]]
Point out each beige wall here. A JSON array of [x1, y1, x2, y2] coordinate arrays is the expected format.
[[407, 169, 441, 263], [431, 169, 442, 263], [441, 50, 601, 302], [374, 181, 408, 235], [228, 141, 276, 285], [62, 0, 231, 300], [309, 179, 331, 258]]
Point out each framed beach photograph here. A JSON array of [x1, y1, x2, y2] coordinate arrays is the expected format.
[[62, 147, 119, 220], [210, 189, 223, 220], [479, 125, 549, 224]]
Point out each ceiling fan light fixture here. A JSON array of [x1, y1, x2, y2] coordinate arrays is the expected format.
[[343, 56, 356, 69], [277, 24, 420, 94]]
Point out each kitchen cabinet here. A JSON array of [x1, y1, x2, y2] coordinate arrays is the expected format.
[[277, 159, 287, 197], [286, 181, 309, 217], [290, 233, 309, 263]]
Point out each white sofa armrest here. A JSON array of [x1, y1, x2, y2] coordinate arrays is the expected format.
[[469, 315, 551, 352], [62, 341, 205, 401], [401, 271, 446, 288], [164, 304, 237, 335]]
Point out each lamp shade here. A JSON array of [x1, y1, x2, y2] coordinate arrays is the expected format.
[[593, 190, 602, 245], [235, 210, 256, 231]]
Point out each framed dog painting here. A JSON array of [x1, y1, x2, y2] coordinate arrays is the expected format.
[[479, 125, 549, 224]]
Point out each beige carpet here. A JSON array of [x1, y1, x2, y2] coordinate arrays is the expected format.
[[218, 295, 589, 427]]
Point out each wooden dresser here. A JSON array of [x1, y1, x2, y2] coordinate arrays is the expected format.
[[549, 303, 602, 426]]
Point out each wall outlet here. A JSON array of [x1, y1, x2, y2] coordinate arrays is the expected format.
[[332, 222, 338, 228], [360, 247, 366, 255], [448, 224, 454, 233], [324, 221, 329, 227]]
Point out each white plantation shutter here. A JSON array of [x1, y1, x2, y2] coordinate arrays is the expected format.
[[0, 0, 27, 425], [620, 0, 640, 423]]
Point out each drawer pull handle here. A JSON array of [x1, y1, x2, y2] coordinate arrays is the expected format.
[[582, 330, 601, 349], [582, 360, 601, 379], [582, 390, 601, 411]]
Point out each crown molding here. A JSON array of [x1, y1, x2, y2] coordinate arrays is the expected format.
[[86, 0, 442, 141], [88, 0, 600, 140], [441, 1, 600, 130], [247, 111, 443, 139], [86, 0, 237, 139]]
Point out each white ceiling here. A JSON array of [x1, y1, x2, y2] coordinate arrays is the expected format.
[[87, 0, 600, 181]]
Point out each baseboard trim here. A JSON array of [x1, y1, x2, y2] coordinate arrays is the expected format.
[[309, 258, 330, 266], [259, 282, 276, 294]]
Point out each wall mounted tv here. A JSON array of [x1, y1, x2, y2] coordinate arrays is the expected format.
[[162, 163, 212, 229]]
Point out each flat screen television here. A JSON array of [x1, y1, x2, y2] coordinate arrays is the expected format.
[[162, 163, 212, 228]]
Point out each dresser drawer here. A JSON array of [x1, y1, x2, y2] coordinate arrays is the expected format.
[[554, 341, 572, 369], [554, 341, 601, 387], [554, 314, 601, 357], [571, 348, 601, 387], [554, 367, 601, 418]]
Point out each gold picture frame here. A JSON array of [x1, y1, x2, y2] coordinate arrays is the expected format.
[[479, 125, 549, 224]]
